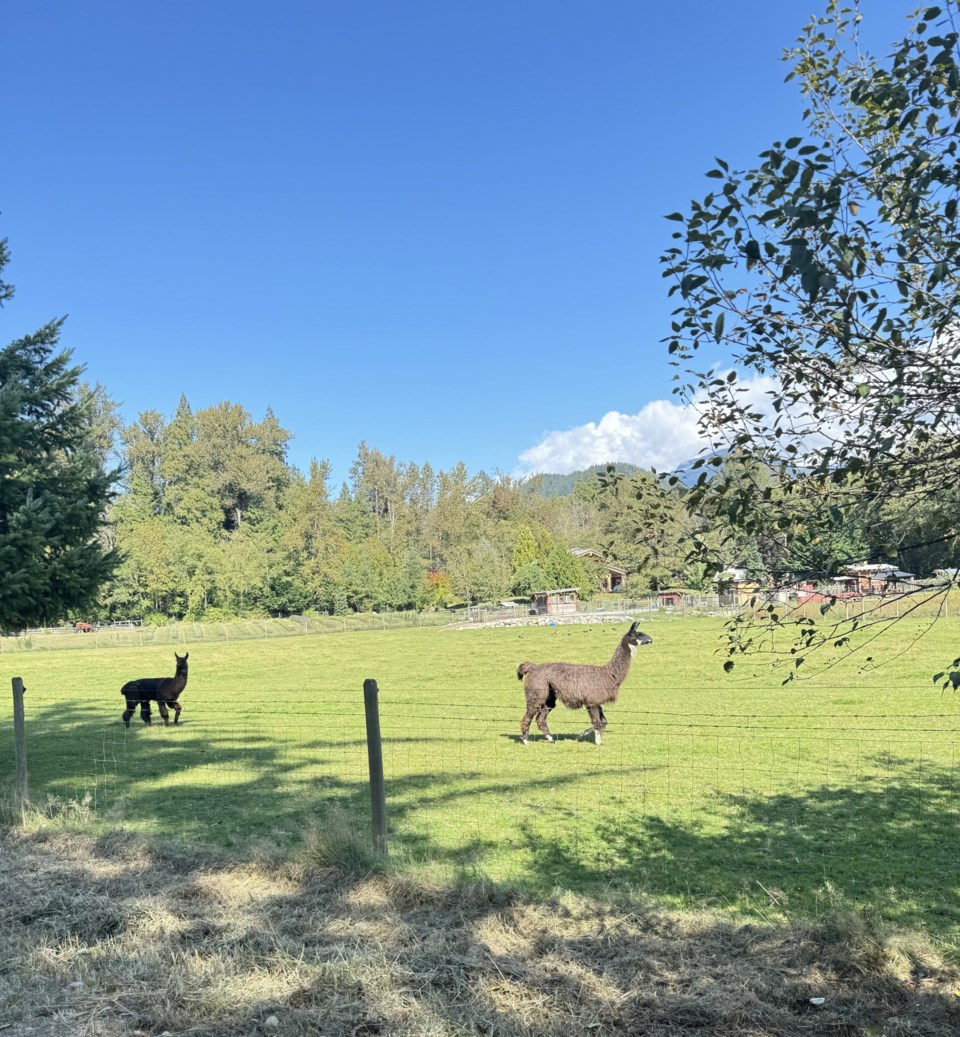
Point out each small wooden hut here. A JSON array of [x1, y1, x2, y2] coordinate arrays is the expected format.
[[531, 588, 580, 616], [570, 548, 626, 592]]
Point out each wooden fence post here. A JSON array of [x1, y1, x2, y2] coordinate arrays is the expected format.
[[12, 677, 28, 810], [363, 678, 388, 857]]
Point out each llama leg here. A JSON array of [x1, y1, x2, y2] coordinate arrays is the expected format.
[[139, 699, 152, 726], [535, 705, 555, 743], [122, 701, 136, 727], [171, 700, 182, 724], [157, 701, 170, 726], [578, 706, 604, 744], [520, 708, 537, 745], [590, 706, 605, 745]]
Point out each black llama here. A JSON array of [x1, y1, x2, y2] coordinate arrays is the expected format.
[[121, 652, 189, 727], [517, 622, 653, 745]]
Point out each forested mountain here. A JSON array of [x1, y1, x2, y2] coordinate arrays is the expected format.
[[75, 392, 960, 624], [524, 464, 645, 498]]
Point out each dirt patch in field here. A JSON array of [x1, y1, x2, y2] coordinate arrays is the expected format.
[[1, 828, 958, 1036]]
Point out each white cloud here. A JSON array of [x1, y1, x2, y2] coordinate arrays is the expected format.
[[514, 376, 779, 476]]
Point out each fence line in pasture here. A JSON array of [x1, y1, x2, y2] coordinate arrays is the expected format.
[[4, 588, 958, 655], [4, 676, 960, 934], [0, 610, 452, 654]]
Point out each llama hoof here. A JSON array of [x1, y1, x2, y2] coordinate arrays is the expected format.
[[545, 735, 554, 743], [521, 738, 529, 746]]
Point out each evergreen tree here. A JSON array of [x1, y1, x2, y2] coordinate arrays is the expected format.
[[0, 238, 116, 630], [511, 525, 539, 572], [512, 561, 550, 597]]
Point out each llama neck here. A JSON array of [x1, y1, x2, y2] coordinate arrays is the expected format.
[[607, 641, 634, 685]]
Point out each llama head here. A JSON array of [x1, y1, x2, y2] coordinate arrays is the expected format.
[[175, 652, 189, 672], [624, 622, 653, 654]]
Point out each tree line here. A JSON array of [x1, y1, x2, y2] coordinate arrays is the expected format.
[[96, 396, 706, 623], [3, 305, 956, 632]]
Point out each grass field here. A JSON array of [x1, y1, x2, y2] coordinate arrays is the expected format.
[[3, 613, 960, 944]]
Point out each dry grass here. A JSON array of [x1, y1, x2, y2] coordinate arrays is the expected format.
[[1, 826, 958, 1037]]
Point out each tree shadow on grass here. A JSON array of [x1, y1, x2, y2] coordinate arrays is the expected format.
[[5, 700, 641, 865], [517, 767, 960, 939]]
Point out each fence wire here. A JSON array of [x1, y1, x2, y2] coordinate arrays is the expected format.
[[4, 683, 959, 921]]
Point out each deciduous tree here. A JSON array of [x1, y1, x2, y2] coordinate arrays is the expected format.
[[661, 1, 960, 679]]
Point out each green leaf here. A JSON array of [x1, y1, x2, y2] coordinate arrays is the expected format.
[[714, 312, 725, 343]]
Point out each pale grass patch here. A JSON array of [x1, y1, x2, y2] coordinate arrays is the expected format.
[[125, 904, 193, 941], [190, 863, 299, 905], [2, 827, 959, 1037], [343, 874, 394, 908]]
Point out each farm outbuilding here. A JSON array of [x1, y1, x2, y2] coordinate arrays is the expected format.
[[531, 588, 580, 616], [570, 548, 626, 592], [841, 563, 915, 593], [713, 568, 761, 606]]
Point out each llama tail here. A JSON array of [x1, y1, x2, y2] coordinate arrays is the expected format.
[[517, 662, 534, 680]]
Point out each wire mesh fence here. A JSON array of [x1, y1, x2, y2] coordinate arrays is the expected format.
[[0, 611, 453, 653], [5, 587, 958, 653], [5, 677, 960, 931]]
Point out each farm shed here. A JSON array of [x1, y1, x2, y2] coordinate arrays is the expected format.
[[713, 568, 761, 606], [842, 563, 916, 594], [657, 591, 683, 608], [531, 588, 580, 616], [569, 548, 627, 592]]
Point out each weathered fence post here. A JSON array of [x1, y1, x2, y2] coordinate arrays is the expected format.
[[363, 678, 388, 857], [12, 677, 28, 810]]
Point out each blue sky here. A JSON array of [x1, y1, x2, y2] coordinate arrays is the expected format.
[[4, 1, 910, 486]]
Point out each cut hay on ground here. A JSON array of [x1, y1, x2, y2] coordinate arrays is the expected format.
[[1, 830, 957, 1036]]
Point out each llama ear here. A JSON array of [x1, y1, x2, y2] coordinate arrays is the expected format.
[[628, 621, 638, 634]]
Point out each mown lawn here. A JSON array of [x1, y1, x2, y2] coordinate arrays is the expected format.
[[2, 613, 959, 941]]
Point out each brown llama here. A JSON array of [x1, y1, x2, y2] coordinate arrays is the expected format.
[[121, 652, 189, 727], [517, 622, 652, 745]]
